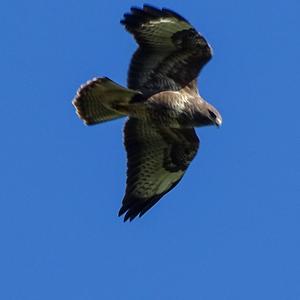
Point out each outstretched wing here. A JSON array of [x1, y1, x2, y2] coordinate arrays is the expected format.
[[119, 118, 199, 221], [121, 5, 212, 95]]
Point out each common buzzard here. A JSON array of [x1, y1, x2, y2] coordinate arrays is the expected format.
[[73, 5, 222, 221]]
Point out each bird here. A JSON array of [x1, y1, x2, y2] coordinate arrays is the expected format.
[[72, 4, 222, 221]]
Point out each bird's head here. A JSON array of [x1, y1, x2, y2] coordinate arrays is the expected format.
[[194, 101, 222, 127], [207, 105, 222, 127]]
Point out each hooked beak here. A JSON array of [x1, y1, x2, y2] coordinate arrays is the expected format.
[[215, 116, 222, 127]]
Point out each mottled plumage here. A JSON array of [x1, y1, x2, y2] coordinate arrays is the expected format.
[[73, 5, 222, 221]]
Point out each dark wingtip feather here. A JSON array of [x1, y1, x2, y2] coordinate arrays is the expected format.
[[142, 4, 162, 16], [120, 177, 184, 221], [118, 206, 127, 217], [162, 8, 189, 23], [119, 207, 139, 222], [119, 201, 144, 222], [120, 5, 189, 28], [118, 195, 148, 222], [118, 193, 164, 222]]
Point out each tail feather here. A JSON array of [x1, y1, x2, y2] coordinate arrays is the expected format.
[[73, 77, 141, 125]]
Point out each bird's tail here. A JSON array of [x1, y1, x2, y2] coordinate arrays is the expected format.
[[73, 77, 142, 125]]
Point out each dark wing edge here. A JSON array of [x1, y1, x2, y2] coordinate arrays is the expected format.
[[118, 180, 182, 222], [121, 5, 213, 94], [119, 118, 200, 222], [121, 5, 191, 46]]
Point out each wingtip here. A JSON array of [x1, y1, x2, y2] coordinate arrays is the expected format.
[[118, 205, 126, 217], [120, 210, 139, 222], [161, 8, 189, 23], [118, 206, 131, 222], [120, 5, 188, 29], [118, 203, 144, 222]]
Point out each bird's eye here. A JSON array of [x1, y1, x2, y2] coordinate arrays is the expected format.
[[208, 110, 216, 119]]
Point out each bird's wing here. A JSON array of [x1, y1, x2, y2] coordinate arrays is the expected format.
[[119, 118, 199, 221], [73, 77, 141, 125], [121, 5, 212, 95]]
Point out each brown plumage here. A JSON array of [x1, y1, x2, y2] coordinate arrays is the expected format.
[[73, 5, 222, 221]]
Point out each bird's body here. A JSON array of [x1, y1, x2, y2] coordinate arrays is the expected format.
[[73, 5, 222, 221], [114, 88, 206, 128]]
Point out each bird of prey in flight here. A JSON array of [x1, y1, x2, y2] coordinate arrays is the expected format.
[[73, 5, 222, 221]]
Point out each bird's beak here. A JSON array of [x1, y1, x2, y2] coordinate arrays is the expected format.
[[215, 117, 222, 127]]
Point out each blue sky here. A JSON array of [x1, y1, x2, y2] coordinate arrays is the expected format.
[[1, 0, 299, 299]]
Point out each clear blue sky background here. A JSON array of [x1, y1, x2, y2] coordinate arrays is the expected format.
[[1, 0, 299, 299]]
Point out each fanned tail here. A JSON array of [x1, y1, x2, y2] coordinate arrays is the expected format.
[[73, 77, 142, 125]]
